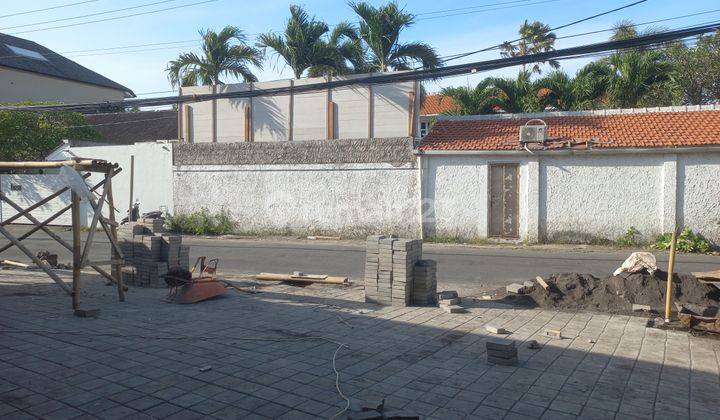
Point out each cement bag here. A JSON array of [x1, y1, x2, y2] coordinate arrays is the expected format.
[[613, 252, 657, 276]]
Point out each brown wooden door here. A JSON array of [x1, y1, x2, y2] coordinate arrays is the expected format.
[[489, 163, 519, 238]]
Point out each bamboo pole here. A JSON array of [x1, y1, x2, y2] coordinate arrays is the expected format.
[[664, 228, 678, 322], [71, 191, 82, 310], [0, 160, 97, 169], [105, 171, 125, 302], [128, 155, 134, 222], [255, 272, 348, 284]]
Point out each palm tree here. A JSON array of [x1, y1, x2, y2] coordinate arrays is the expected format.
[[500, 20, 559, 74], [167, 26, 262, 87], [487, 71, 542, 113], [258, 5, 344, 79], [308, 22, 366, 77], [440, 79, 498, 115], [606, 50, 673, 107], [535, 63, 612, 111], [349, 1, 441, 71]]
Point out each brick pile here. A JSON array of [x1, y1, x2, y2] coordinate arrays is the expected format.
[[364, 235, 437, 307], [117, 219, 190, 288], [486, 339, 518, 366]]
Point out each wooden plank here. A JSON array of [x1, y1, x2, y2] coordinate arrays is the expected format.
[[692, 269, 720, 281], [0, 224, 71, 294], [256, 272, 347, 284], [535, 276, 549, 290]]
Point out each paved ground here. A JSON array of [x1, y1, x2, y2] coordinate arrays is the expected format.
[[2, 226, 719, 296], [0, 270, 719, 420]]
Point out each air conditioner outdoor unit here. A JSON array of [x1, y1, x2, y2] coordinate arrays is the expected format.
[[519, 120, 547, 143]]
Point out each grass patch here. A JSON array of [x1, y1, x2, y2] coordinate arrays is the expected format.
[[166, 208, 236, 236], [424, 235, 493, 245]]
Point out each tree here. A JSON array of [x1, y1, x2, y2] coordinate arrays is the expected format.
[[606, 50, 673, 108], [535, 63, 612, 111], [666, 33, 720, 104], [486, 71, 543, 113], [308, 22, 366, 77], [167, 26, 262, 87], [349, 1, 441, 71], [440, 80, 498, 115], [500, 20, 559, 74], [259, 5, 344, 79], [0, 104, 99, 161]]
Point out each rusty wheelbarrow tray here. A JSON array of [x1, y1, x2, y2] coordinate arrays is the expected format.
[[165, 257, 227, 304]]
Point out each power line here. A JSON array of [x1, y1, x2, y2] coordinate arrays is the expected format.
[[61, 39, 199, 54], [4, 22, 717, 113], [9, 0, 218, 35], [439, 0, 649, 63], [0, 0, 181, 31], [0, 0, 99, 19], [418, 0, 562, 21], [415, 0, 537, 16]]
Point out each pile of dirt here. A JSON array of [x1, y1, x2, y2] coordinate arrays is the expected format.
[[505, 271, 720, 315]]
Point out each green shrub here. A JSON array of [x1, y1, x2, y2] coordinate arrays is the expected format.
[[166, 208, 236, 235], [614, 227, 641, 247], [652, 227, 713, 253]]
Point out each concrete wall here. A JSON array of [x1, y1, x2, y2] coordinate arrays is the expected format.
[[172, 138, 419, 237], [46, 142, 174, 226], [422, 150, 720, 244], [0, 173, 74, 225], [179, 73, 418, 143], [174, 162, 420, 237], [0, 66, 128, 103]]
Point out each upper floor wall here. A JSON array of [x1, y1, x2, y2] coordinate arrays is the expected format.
[[179, 73, 420, 143]]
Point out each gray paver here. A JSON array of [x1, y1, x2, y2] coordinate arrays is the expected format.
[[0, 270, 717, 420]]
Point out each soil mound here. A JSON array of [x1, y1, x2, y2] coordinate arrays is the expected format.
[[506, 271, 720, 315]]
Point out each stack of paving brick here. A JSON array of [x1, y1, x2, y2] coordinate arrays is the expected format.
[[364, 235, 434, 307], [413, 260, 437, 305], [486, 339, 518, 366], [117, 219, 190, 288]]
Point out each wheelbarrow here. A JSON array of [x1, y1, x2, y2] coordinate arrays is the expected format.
[[163, 256, 228, 304]]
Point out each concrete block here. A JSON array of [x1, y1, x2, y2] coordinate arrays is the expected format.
[[441, 304, 465, 314], [542, 329, 562, 339], [486, 325, 508, 334], [438, 290, 458, 300], [487, 355, 518, 366], [506, 283, 525, 294], [632, 304, 652, 312], [486, 340, 516, 352], [439, 298, 460, 305]]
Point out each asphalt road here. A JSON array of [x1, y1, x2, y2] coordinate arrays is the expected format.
[[2, 226, 718, 295]]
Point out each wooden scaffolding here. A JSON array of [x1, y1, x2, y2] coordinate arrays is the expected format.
[[0, 159, 125, 310]]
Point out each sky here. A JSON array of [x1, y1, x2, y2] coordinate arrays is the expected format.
[[2, 0, 719, 101]]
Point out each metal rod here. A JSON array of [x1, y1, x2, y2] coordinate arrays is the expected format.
[[664, 228, 678, 322]]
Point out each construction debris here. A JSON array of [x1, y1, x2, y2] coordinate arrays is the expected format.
[[364, 235, 436, 307], [535, 276, 549, 290], [506, 283, 526, 294], [527, 339, 540, 349], [0, 259, 29, 269], [486, 325, 508, 334], [73, 308, 100, 318], [543, 329, 563, 339], [676, 303, 720, 333], [255, 273, 348, 284], [613, 252, 658, 276], [118, 220, 190, 288], [505, 271, 720, 316], [486, 339, 518, 365]]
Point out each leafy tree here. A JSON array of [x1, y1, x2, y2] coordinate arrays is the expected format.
[[167, 26, 262, 87], [606, 50, 673, 108], [0, 103, 99, 161], [259, 5, 344, 79], [500, 20, 559, 74], [349, 1, 441, 71], [486, 71, 543, 113], [535, 63, 612, 111], [440, 80, 497, 115], [308, 22, 366, 77], [666, 33, 720, 104]]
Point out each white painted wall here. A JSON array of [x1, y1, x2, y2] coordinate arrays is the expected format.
[[45, 142, 174, 226], [180, 73, 417, 142], [0, 66, 128, 103], [0, 173, 76, 225], [423, 150, 720, 244], [173, 163, 421, 237]]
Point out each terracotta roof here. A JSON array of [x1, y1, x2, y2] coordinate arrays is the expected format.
[[421, 94, 458, 115], [420, 107, 720, 151]]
